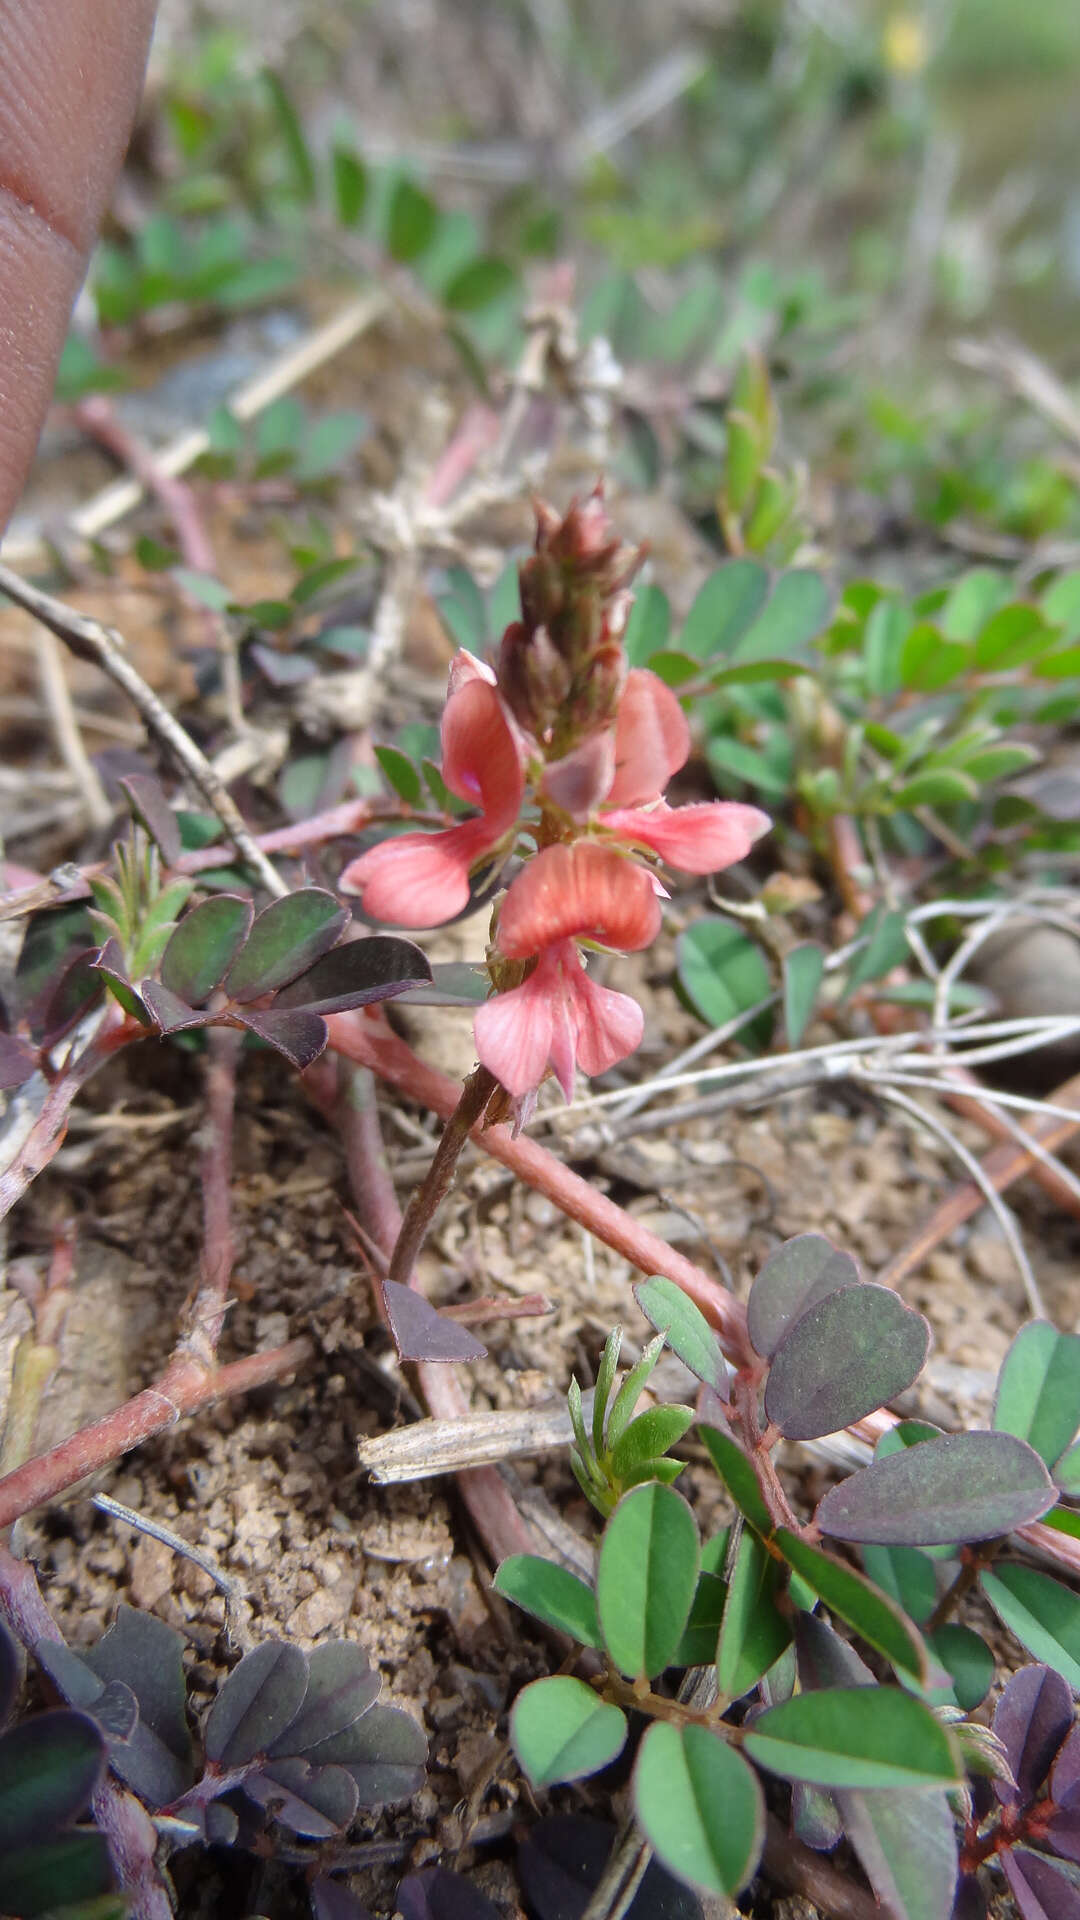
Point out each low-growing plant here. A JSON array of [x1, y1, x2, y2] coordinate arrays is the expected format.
[[0, 1619, 117, 1919], [494, 1235, 1080, 1915], [31, 1607, 425, 1902], [0, 790, 431, 1092]]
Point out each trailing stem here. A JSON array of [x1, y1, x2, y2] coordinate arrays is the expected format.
[[330, 1061, 536, 1566]]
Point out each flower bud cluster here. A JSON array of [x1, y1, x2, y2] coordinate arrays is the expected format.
[[342, 491, 769, 1104]]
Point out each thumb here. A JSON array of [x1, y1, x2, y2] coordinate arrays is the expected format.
[[0, 0, 158, 537]]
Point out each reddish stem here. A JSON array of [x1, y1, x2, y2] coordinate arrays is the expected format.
[[0, 1340, 312, 1530], [326, 1011, 753, 1362], [329, 1011, 1080, 1581], [332, 1062, 537, 1565]]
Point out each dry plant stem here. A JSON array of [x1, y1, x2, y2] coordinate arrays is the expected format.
[[326, 1012, 753, 1361], [0, 1541, 171, 1920], [387, 1066, 497, 1288], [826, 814, 873, 919], [175, 1026, 241, 1365], [328, 1019, 1080, 1580], [0, 561, 286, 900], [878, 1068, 1080, 1288], [0, 1224, 76, 1488], [36, 629, 111, 829], [0, 1338, 312, 1531], [0, 1008, 136, 1223], [334, 1063, 537, 1566], [941, 1065, 1080, 1221], [66, 292, 389, 549], [72, 395, 245, 733]]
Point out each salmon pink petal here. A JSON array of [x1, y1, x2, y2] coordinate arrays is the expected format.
[[606, 669, 690, 807], [440, 678, 525, 826], [474, 957, 557, 1098], [474, 940, 644, 1100], [447, 648, 496, 693], [340, 819, 497, 927], [563, 956, 645, 1079], [496, 842, 661, 959], [603, 800, 771, 874]]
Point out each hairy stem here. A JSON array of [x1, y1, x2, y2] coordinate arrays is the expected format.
[[388, 1066, 497, 1288], [331, 1062, 536, 1565], [326, 1011, 752, 1361]]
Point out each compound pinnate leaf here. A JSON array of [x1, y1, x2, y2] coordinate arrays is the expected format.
[[0, 1829, 114, 1915], [1055, 1437, 1080, 1496], [1052, 1721, 1080, 1807], [38, 947, 103, 1047], [118, 773, 181, 865], [0, 1710, 104, 1850], [746, 1234, 860, 1359], [312, 1877, 374, 1920], [991, 1663, 1072, 1804], [633, 1723, 764, 1896], [596, 1484, 699, 1679], [676, 917, 772, 1045], [204, 1640, 308, 1766], [381, 1280, 486, 1363], [609, 1405, 694, 1481], [679, 560, 769, 660], [245, 1756, 358, 1837], [304, 1702, 426, 1806], [493, 1557, 602, 1650], [673, 1567, 729, 1668], [634, 1276, 729, 1391], [1002, 1847, 1080, 1920], [511, 1677, 627, 1788], [734, 568, 829, 662], [0, 1032, 37, 1091], [397, 1866, 501, 1920], [91, 938, 150, 1025], [81, 1604, 193, 1804], [235, 1008, 329, 1070], [926, 1625, 994, 1711], [273, 935, 431, 1012], [993, 1321, 1080, 1471], [981, 1566, 1080, 1691], [716, 1529, 792, 1697], [764, 1284, 930, 1441], [775, 1531, 929, 1683], [836, 1786, 958, 1920], [225, 889, 348, 1001], [267, 1642, 380, 1757], [698, 1426, 773, 1536], [140, 979, 206, 1035], [816, 1431, 1056, 1546], [743, 1687, 960, 1790], [782, 942, 825, 1047], [160, 894, 253, 1003], [860, 1543, 938, 1625]]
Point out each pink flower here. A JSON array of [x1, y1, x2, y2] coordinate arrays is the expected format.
[[340, 672, 524, 927], [474, 842, 660, 1098], [601, 668, 770, 874]]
